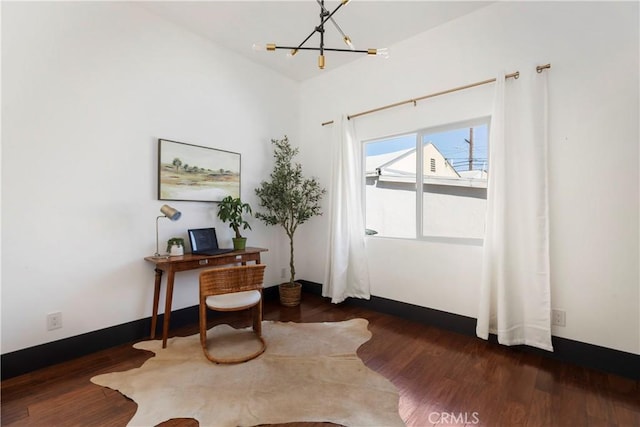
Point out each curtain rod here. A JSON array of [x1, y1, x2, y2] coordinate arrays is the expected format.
[[320, 65, 551, 126], [536, 63, 551, 73], [348, 70, 520, 121]]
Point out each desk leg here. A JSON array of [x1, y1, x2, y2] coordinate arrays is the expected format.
[[150, 268, 163, 339], [161, 270, 176, 348]]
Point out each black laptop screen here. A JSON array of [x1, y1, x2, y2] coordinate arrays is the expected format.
[[188, 228, 219, 252]]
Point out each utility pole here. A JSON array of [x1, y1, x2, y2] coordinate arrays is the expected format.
[[464, 127, 474, 171]]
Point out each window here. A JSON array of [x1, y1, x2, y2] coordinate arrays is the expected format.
[[364, 118, 489, 240], [364, 134, 416, 239]]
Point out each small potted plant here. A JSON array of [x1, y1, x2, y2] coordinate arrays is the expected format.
[[166, 237, 185, 256], [217, 195, 252, 250]]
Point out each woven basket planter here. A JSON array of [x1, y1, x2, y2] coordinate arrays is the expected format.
[[279, 282, 302, 307]]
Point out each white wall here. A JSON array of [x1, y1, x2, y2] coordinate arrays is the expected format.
[[1, 2, 297, 354], [3, 1, 638, 358], [297, 2, 639, 354]]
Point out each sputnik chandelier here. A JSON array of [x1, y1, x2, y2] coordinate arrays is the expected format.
[[253, 0, 388, 70]]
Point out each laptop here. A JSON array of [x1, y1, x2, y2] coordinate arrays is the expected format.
[[187, 228, 234, 256]]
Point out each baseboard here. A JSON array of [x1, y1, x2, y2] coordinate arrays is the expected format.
[[298, 280, 640, 380], [2, 282, 638, 381], [1, 286, 281, 381]]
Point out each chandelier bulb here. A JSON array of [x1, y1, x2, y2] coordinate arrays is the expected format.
[[368, 48, 389, 59], [343, 36, 355, 50], [318, 54, 325, 69], [252, 43, 264, 51]]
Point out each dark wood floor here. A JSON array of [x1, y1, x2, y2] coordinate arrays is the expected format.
[[2, 292, 639, 426]]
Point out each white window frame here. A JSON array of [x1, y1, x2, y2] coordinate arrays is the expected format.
[[363, 116, 490, 245]]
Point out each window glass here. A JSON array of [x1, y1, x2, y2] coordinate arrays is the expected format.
[[364, 119, 489, 240], [364, 134, 417, 238], [420, 124, 488, 239]]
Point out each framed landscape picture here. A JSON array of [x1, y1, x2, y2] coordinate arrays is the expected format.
[[158, 139, 240, 202]]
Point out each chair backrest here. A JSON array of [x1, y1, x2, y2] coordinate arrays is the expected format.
[[199, 264, 266, 297]]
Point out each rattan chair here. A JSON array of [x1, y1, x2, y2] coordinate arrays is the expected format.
[[199, 264, 266, 363]]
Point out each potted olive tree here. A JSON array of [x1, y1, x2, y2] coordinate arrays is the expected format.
[[255, 136, 326, 306], [217, 196, 252, 250]]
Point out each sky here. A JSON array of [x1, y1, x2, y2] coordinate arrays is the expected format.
[[365, 124, 489, 173]]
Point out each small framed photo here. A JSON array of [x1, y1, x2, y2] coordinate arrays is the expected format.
[[158, 139, 240, 202]]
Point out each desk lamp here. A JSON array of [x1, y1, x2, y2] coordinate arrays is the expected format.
[[154, 204, 182, 257]]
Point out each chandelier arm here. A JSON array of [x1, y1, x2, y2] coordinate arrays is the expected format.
[[315, 0, 350, 44], [273, 46, 369, 54], [319, 0, 325, 57], [294, 27, 321, 52], [293, 0, 349, 51]]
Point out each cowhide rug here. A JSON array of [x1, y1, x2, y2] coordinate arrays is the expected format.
[[91, 318, 405, 427]]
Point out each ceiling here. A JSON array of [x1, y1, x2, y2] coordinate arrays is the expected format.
[[137, 1, 493, 82]]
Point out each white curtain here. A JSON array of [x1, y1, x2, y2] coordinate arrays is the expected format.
[[476, 70, 553, 351], [323, 115, 371, 303]]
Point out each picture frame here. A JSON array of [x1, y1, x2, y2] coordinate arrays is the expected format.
[[158, 139, 240, 202]]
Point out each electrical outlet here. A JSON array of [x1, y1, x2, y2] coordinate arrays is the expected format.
[[47, 312, 62, 331], [280, 268, 286, 279], [551, 309, 566, 327]]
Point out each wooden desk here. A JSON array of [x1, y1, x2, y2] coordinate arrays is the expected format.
[[144, 247, 267, 348]]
